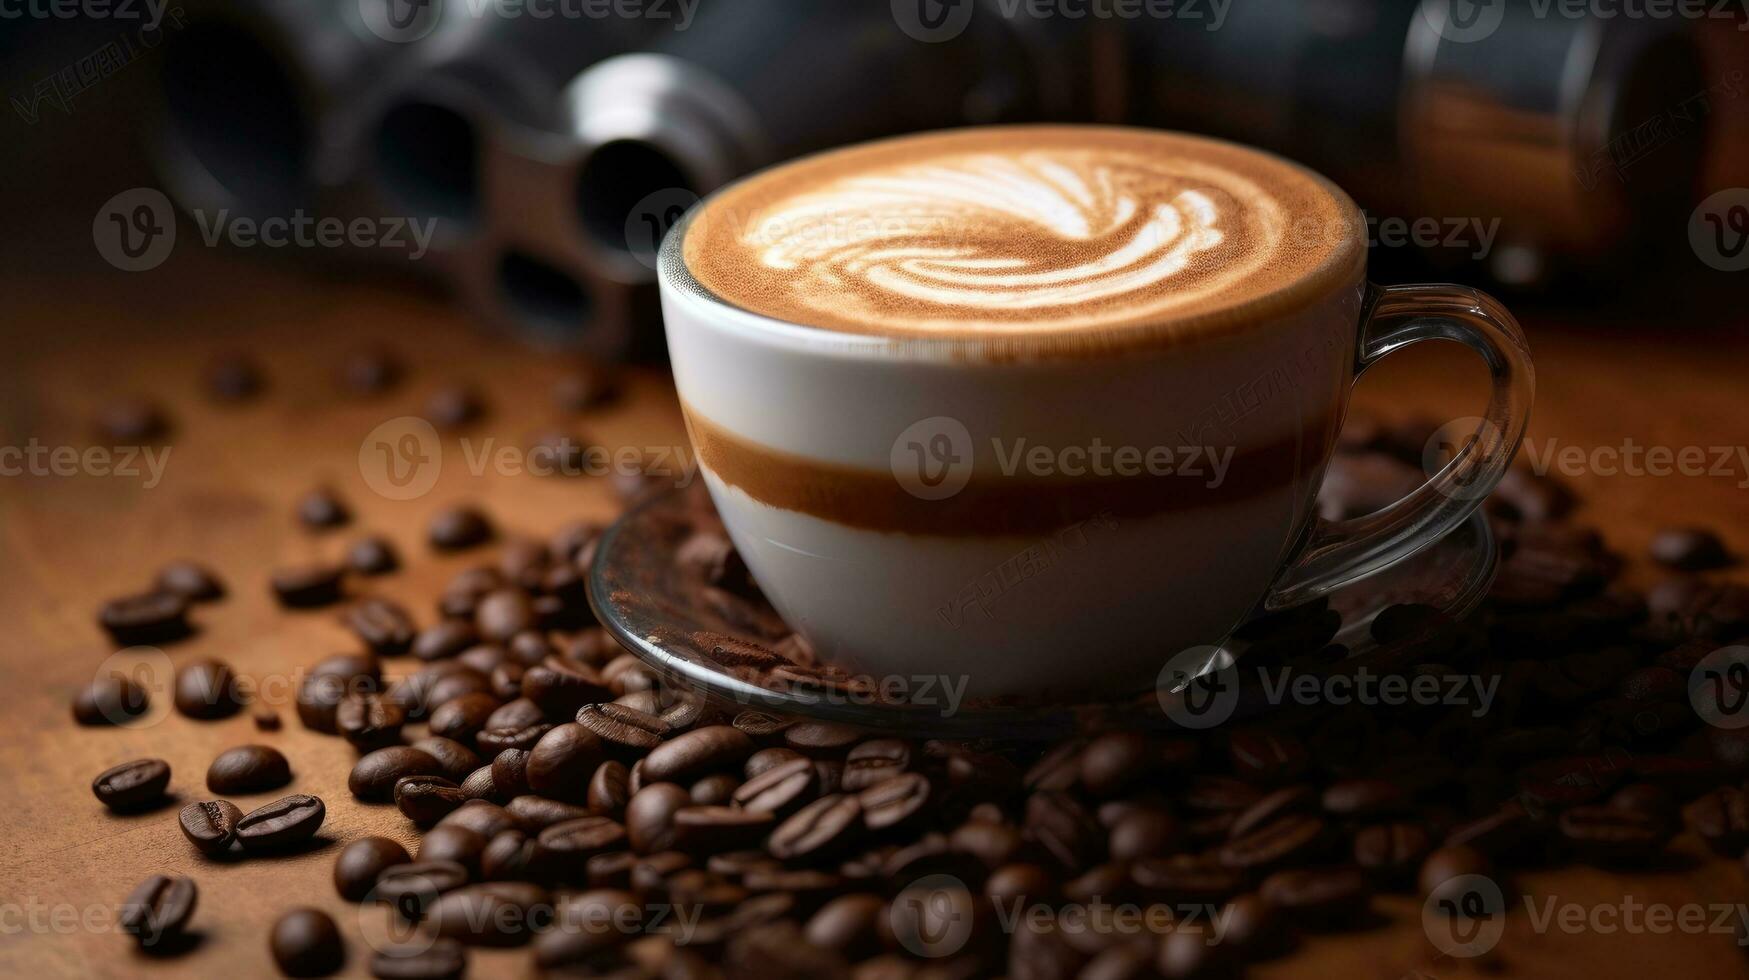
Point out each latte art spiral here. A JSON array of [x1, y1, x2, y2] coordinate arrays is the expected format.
[[679, 127, 1362, 344]]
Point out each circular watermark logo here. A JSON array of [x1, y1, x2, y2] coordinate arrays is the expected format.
[[93, 188, 175, 272], [891, 416, 973, 501], [359, 0, 443, 43], [357, 881, 437, 955], [1421, 415, 1505, 501], [1418, 0, 1505, 43], [1155, 645, 1239, 729], [888, 874, 975, 958], [892, 0, 975, 42], [1690, 645, 1749, 730], [359, 416, 442, 501], [87, 647, 175, 727], [1689, 188, 1749, 273], [1421, 873, 1507, 958], [623, 187, 700, 270]]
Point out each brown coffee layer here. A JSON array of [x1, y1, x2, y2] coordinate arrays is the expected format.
[[684, 406, 1342, 537], [681, 126, 1364, 348]]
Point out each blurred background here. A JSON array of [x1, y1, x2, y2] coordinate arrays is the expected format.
[[0, 0, 1745, 362]]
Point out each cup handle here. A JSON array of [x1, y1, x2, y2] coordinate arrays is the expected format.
[[1264, 283, 1535, 610]]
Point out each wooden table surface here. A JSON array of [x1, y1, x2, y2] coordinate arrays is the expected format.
[[1, 251, 1746, 979]]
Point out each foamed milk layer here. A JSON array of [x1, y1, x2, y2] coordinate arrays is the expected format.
[[681, 127, 1363, 341]]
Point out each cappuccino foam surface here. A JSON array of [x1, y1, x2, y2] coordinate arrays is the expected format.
[[679, 127, 1364, 343]]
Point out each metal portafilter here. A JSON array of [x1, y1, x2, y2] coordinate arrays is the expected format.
[[1127, 0, 1710, 288]]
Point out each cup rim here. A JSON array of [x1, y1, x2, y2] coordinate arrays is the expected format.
[[657, 124, 1369, 364]]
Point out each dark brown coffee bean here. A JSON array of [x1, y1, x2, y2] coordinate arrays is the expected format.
[[346, 535, 400, 576], [271, 562, 346, 608], [71, 674, 150, 726], [576, 701, 670, 751], [428, 692, 499, 746], [1228, 785, 1316, 841], [784, 721, 861, 758], [370, 938, 467, 980], [155, 560, 225, 602], [644, 726, 754, 784], [1651, 527, 1731, 570], [1353, 822, 1432, 884], [733, 758, 819, 816], [175, 657, 244, 719], [297, 652, 381, 731], [376, 861, 472, 922], [271, 907, 344, 976], [351, 747, 446, 801], [1184, 776, 1263, 813], [206, 744, 291, 794], [838, 739, 909, 792], [343, 598, 415, 656], [1217, 814, 1329, 872], [535, 816, 629, 879], [204, 351, 263, 401], [1108, 808, 1183, 862], [437, 800, 517, 840], [1320, 779, 1408, 818], [488, 663, 524, 701], [589, 760, 631, 813], [425, 385, 486, 431], [120, 874, 197, 947], [412, 621, 478, 662], [1218, 892, 1291, 959], [396, 775, 468, 825], [1558, 804, 1671, 862], [1689, 787, 1749, 854], [178, 800, 243, 855], [254, 708, 281, 731], [1444, 802, 1540, 857], [805, 892, 886, 959], [96, 395, 170, 442], [335, 836, 411, 900], [411, 737, 483, 783], [459, 766, 500, 802], [627, 783, 692, 853], [745, 747, 807, 781], [506, 795, 594, 832], [1607, 782, 1679, 830], [429, 505, 494, 550], [236, 794, 326, 850], [1228, 729, 1310, 785], [524, 723, 606, 801], [340, 346, 402, 395], [521, 657, 611, 717], [481, 829, 538, 881], [476, 723, 551, 756], [1419, 845, 1503, 915], [1077, 732, 1156, 797], [732, 710, 794, 738], [859, 772, 930, 831], [336, 693, 407, 750], [297, 486, 351, 530], [93, 758, 170, 811], [419, 824, 489, 877], [1025, 790, 1103, 868], [1132, 856, 1244, 906], [769, 793, 863, 860], [673, 805, 776, 854], [1259, 867, 1371, 928], [426, 882, 550, 946], [99, 590, 190, 646], [473, 589, 532, 644]]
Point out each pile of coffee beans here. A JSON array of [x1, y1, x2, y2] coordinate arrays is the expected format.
[[81, 387, 1748, 977]]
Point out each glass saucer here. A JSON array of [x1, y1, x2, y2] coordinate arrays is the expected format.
[[588, 490, 1498, 739]]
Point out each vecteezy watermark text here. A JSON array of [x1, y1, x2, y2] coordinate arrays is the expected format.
[[0, 440, 170, 487]]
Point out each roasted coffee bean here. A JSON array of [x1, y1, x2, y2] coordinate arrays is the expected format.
[[271, 908, 345, 976], [155, 560, 225, 602], [476, 723, 551, 756], [254, 708, 281, 731], [205, 351, 263, 401], [859, 772, 930, 831], [1132, 856, 1243, 905], [627, 783, 692, 853], [370, 938, 467, 980], [733, 758, 818, 816], [1650, 527, 1731, 570], [351, 747, 446, 801], [485, 696, 546, 730], [120, 874, 197, 947], [474, 589, 533, 644], [1228, 730, 1310, 785], [769, 794, 863, 860], [1108, 807, 1183, 862], [417, 673, 493, 722], [1352, 822, 1432, 884], [297, 487, 351, 530], [1607, 782, 1679, 830], [236, 794, 326, 850], [483, 750, 527, 799], [1419, 845, 1504, 916], [344, 598, 415, 656], [506, 795, 594, 832], [1228, 786, 1316, 840], [746, 747, 807, 781], [71, 674, 150, 726], [1689, 787, 1749, 855], [481, 830, 538, 881], [411, 737, 483, 783], [1026, 790, 1104, 868], [297, 652, 380, 732], [1259, 867, 1371, 928], [413, 620, 478, 662], [644, 726, 754, 784], [336, 693, 407, 750], [840, 739, 910, 792], [951, 819, 1029, 870], [1218, 814, 1329, 872], [376, 860, 471, 922], [178, 800, 243, 855], [438, 800, 517, 839], [93, 758, 171, 811], [206, 744, 291, 794], [96, 395, 170, 442], [535, 816, 629, 878], [429, 505, 493, 550], [534, 888, 643, 966], [419, 824, 489, 876], [1218, 892, 1291, 959], [428, 692, 499, 746], [784, 721, 861, 758], [733, 710, 794, 739], [396, 775, 468, 825], [525, 723, 606, 801], [425, 385, 486, 431], [589, 760, 631, 814], [347, 536, 400, 576], [521, 657, 611, 716], [1078, 732, 1157, 797], [99, 591, 190, 646], [576, 701, 670, 751], [272, 563, 346, 608], [334, 836, 412, 900], [340, 346, 402, 395], [1321, 779, 1408, 818], [1444, 802, 1540, 857], [1558, 804, 1671, 862], [489, 663, 524, 701], [425, 882, 550, 946], [673, 805, 776, 854], [459, 766, 500, 801], [174, 657, 244, 719], [805, 892, 887, 959]]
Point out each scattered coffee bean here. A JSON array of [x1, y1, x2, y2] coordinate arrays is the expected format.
[[93, 758, 170, 811], [428, 504, 494, 550], [419, 825, 489, 876], [235, 795, 325, 850], [424, 882, 549, 946], [206, 745, 292, 794], [375, 860, 470, 917], [644, 726, 753, 785], [343, 598, 416, 656], [1259, 867, 1371, 928], [1650, 526, 1731, 570], [370, 937, 467, 980], [173, 657, 244, 719], [396, 776, 469, 825], [351, 747, 446, 802], [525, 723, 606, 801], [97, 397, 169, 442], [271, 563, 346, 608], [98, 590, 190, 646], [205, 352, 263, 401], [119, 874, 196, 947], [271, 908, 344, 976], [334, 836, 412, 901], [154, 560, 226, 602], [72, 674, 150, 726], [425, 385, 485, 431], [297, 487, 351, 530], [179, 800, 243, 855], [340, 346, 402, 395], [347, 535, 401, 575], [412, 737, 484, 783], [336, 692, 407, 750]]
